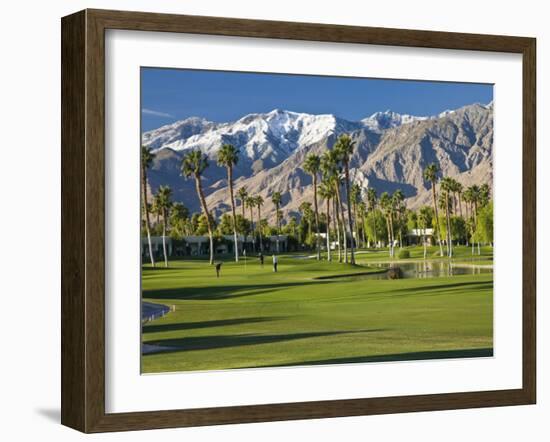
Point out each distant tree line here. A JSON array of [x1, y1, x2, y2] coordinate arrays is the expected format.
[[141, 137, 493, 267]]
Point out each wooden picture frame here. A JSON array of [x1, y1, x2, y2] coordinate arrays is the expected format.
[[61, 8, 536, 433]]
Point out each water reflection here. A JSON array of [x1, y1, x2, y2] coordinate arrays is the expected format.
[[351, 261, 492, 281]]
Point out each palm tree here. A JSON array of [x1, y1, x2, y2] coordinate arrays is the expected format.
[[423, 163, 444, 256], [318, 180, 333, 261], [141, 146, 156, 266], [479, 183, 491, 207], [467, 184, 482, 255], [367, 187, 378, 248], [392, 189, 405, 250], [358, 201, 367, 248], [299, 201, 314, 244], [419, 206, 432, 259], [151, 193, 162, 228], [271, 191, 282, 252], [246, 196, 256, 253], [303, 153, 322, 260], [380, 192, 393, 257], [321, 150, 343, 262], [156, 185, 172, 267], [350, 183, 362, 248], [334, 134, 357, 264], [169, 201, 189, 238], [255, 196, 264, 251], [237, 186, 248, 219], [441, 177, 455, 257], [217, 144, 240, 262], [181, 150, 215, 265]]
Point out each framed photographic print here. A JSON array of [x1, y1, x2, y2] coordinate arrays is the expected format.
[[61, 9, 536, 433]]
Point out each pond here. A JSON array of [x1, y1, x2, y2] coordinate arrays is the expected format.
[[347, 261, 493, 281]]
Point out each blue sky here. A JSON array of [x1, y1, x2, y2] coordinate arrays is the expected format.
[[141, 67, 493, 131]]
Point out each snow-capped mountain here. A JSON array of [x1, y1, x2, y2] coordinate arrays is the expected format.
[[142, 104, 493, 222], [143, 109, 363, 170], [361, 110, 428, 132]]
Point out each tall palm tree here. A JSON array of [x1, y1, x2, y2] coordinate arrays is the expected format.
[[237, 186, 248, 219], [321, 150, 343, 262], [392, 189, 405, 250], [246, 195, 256, 253], [367, 187, 378, 248], [181, 150, 215, 265], [467, 184, 482, 255], [255, 196, 264, 252], [318, 180, 333, 261], [440, 177, 455, 257], [358, 201, 367, 248], [303, 153, 322, 260], [217, 144, 240, 262], [380, 192, 393, 257], [423, 163, 444, 256], [271, 191, 282, 252], [299, 201, 314, 243], [156, 185, 172, 267], [350, 183, 362, 248], [334, 134, 357, 264], [141, 146, 156, 266], [419, 206, 432, 259]]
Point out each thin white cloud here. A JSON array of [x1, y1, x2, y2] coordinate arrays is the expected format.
[[142, 108, 175, 118]]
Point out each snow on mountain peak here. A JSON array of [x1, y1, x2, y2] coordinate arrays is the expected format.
[[142, 109, 350, 166], [361, 110, 428, 131]]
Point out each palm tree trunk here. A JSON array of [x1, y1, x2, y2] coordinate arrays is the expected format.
[[326, 197, 331, 261], [162, 207, 168, 267], [373, 210, 377, 248], [257, 206, 263, 252], [355, 202, 361, 249], [333, 195, 342, 263], [423, 226, 427, 259], [249, 206, 255, 253], [313, 174, 321, 260], [141, 166, 155, 267], [276, 205, 280, 253], [385, 215, 391, 256], [195, 173, 214, 265], [344, 165, 355, 264], [431, 182, 444, 257], [227, 167, 239, 262], [335, 183, 347, 263], [389, 212, 395, 257], [445, 193, 453, 258], [473, 201, 479, 255], [361, 210, 366, 248]]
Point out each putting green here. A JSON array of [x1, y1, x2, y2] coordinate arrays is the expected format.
[[141, 246, 493, 373]]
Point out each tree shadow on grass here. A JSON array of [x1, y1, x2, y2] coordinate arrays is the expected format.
[[143, 329, 386, 354], [254, 347, 494, 368], [142, 280, 335, 301], [143, 316, 284, 334]]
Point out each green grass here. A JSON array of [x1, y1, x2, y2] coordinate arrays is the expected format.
[[141, 249, 493, 373]]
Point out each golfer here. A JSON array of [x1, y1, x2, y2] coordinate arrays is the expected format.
[[272, 254, 278, 272], [215, 262, 222, 278], [259, 252, 264, 267]]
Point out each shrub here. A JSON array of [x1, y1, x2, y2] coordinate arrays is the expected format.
[[397, 249, 410, 259]]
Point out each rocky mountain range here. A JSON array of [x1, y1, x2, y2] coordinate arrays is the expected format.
[[142, 102, 493, 223]]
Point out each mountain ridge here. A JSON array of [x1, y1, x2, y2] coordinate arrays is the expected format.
[[142, 103, 493, 223]]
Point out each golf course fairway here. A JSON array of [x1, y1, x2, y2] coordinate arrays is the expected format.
[[142, 247, 493, 373]]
